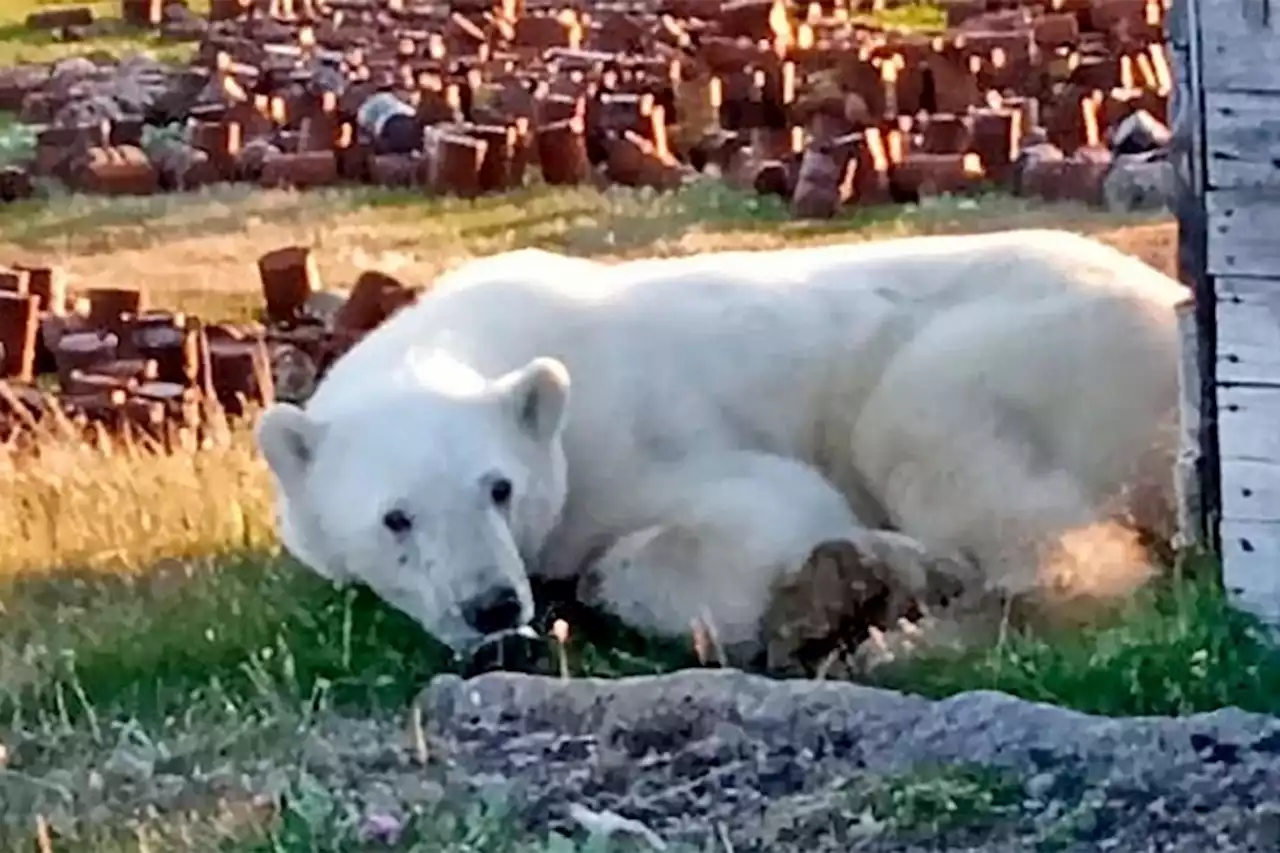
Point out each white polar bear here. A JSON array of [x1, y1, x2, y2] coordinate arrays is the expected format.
[[255, 229, 1187, 660]]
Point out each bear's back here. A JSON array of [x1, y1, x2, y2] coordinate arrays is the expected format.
[[307, 230, 1184, 419]]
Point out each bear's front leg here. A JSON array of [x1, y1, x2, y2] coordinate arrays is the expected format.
[[761, 534, 983, 676], [572, 451, 980, 668]]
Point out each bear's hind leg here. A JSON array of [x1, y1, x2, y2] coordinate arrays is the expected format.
[[576, 452, 856, 661], [856, 385, 1160, 619]]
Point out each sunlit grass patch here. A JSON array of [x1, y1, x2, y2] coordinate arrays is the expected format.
[[871, 552, 1280, 717]]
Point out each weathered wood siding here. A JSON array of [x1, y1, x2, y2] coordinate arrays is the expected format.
[[1193, 0, 1280, 622]]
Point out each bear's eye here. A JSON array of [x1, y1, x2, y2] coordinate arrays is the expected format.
[[489, 478, 513, 507], [382, 509, 413, 534]]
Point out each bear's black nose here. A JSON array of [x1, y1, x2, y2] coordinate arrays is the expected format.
[[461, 586, 524, 635]]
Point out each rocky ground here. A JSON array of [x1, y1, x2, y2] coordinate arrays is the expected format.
[[50, 666, 1265, 852], [408, 669, 1280, 852], [7, 653, 1280, 851]]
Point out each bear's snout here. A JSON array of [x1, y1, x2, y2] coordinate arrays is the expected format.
[[461, 585, 526, 635]]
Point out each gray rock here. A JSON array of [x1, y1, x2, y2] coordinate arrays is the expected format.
[[1103, 151, 1174, 213], [102, 725, 162, 783], [1109, 109, 1172, 156], [415, 669, 1280, 851]]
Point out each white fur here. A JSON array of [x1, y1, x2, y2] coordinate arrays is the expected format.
[[256, 229, 1186, 656]]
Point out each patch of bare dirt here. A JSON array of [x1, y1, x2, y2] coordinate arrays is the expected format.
[[1091, 222, 1177, 278]]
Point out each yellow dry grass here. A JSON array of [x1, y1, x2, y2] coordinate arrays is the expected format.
[[0, 417, 274, 576]]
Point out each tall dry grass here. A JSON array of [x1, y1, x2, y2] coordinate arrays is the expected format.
[[0, 403, 276, 577]]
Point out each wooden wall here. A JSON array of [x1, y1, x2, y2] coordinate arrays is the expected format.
[[1188, 0, 1280, 621]]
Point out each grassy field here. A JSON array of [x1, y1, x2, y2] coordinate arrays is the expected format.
[[2, 1, 1279, 849], [0, 0, 202, 64], [0, 0, 944, 65]]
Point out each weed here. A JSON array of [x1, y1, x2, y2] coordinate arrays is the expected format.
[[853, 764, 1025, 838]]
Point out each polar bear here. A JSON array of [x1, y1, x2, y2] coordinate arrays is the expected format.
[[255, 229, 1186, 662]]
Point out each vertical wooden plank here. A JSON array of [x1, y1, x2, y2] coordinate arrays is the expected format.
[[1203, 91, 1280, 190], [1171, 0, 1221, 549], [1199, 0, 1280, 91], [1241, 0, 1271, 29], [1220, 459, 1280, 522], [1205, 192, 1280, 277], [1175, 297, 1203, 548], [1214, 276, 1280, 386], [1218, 389, 1280, 627], [1220, 520, 1280, 625]]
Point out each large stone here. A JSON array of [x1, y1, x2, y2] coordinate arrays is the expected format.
[[1108, 109, 1172, 156], [415, 669, 1280, 850], [1102, 150, 1174, 212]]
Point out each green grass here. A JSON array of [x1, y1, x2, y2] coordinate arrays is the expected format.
[[0, 21, 198, 65], [1, 550, 692, 734], [871, 551, 1280, 718], [0, 0, 201, 65], [849, 763, 1025, 837], [0, 0, 944, 67], [852, 0, 947, 32], [8, 548, 1276, 743], [4, 536, 1279, 845], [0, 173, 1016, 254], [7, 791, 684, 853], [0, 548, 696, 851]]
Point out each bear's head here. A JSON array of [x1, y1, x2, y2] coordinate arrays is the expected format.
[[254, 356, 572, 655]]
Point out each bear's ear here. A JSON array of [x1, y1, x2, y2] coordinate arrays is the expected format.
[[496, 357, 571, 444], [256, 403, 325, 491]]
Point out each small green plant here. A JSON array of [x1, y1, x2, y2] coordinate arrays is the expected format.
[[855, 764, 1025, 838], [250, 775, 678, 853], [0, 112, 34, 165], [853, 0, 948, 32]]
